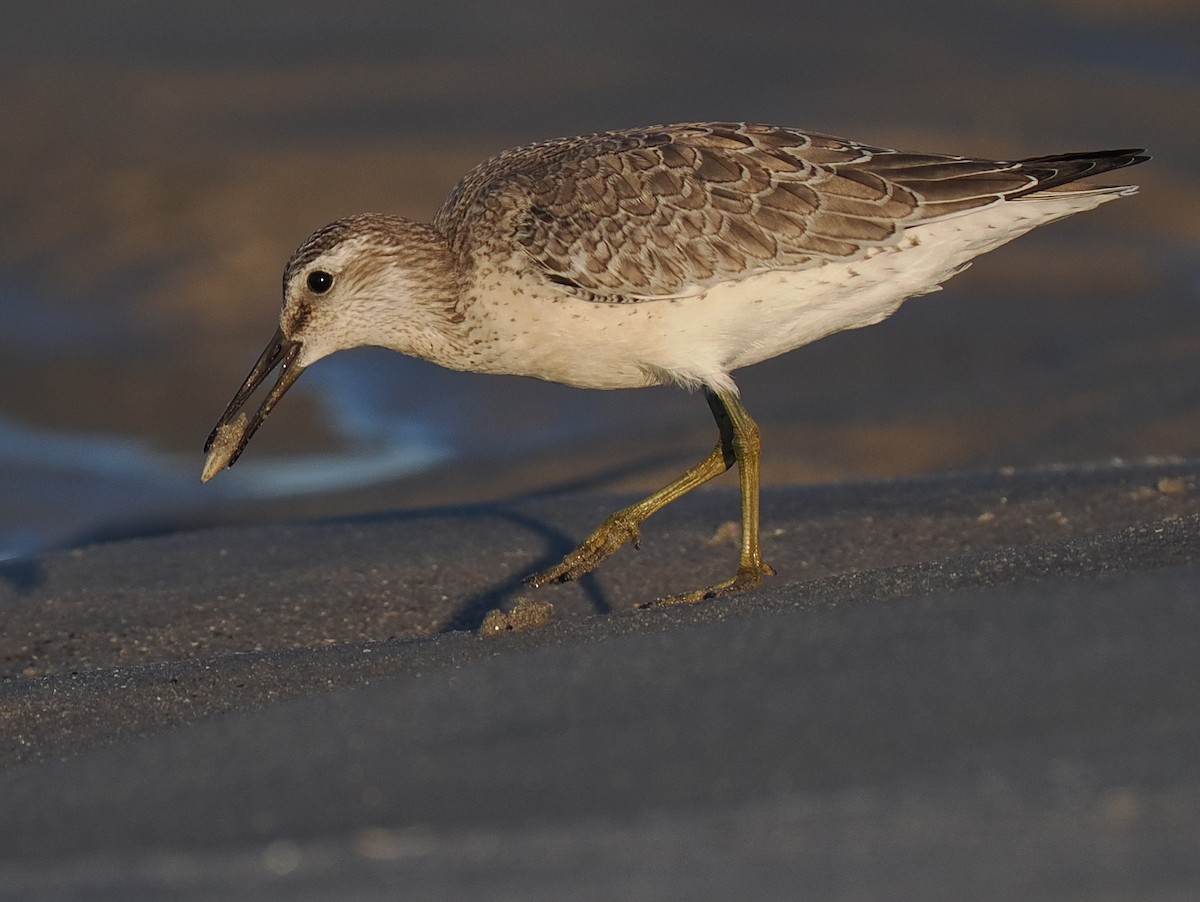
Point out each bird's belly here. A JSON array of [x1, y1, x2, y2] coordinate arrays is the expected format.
[[465, 248, 957, 391], [463, 264, 918, 392]]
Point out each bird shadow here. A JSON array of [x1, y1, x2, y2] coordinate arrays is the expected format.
[[337, 447, 692, 632], [6, 447, 689, 627], [437, 505, 610, 633]]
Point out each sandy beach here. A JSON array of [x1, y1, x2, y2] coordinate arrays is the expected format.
[[3, 460, 1200, 898]]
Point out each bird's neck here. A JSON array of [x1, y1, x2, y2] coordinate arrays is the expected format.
[[368, 222, 471, 367]]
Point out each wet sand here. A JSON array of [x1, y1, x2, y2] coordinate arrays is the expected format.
[[2, 460, 1200, 897]]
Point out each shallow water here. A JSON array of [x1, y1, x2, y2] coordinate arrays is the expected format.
[[1, 0, 1197, 557]]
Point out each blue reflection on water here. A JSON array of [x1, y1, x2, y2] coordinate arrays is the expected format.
[[0, 403, 447, 561]]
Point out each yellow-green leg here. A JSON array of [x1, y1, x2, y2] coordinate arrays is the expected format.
[[526, 387, 776, 602]]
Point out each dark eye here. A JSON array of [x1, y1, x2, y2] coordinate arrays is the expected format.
[[306, 270, 333, 294]]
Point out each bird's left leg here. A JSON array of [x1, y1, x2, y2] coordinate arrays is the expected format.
[[526, 386, 775, 601], [656, 387, 776, 604]]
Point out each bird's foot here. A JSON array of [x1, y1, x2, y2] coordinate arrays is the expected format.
[[645, 559, 777, 607], [526, 510, 644, 587]]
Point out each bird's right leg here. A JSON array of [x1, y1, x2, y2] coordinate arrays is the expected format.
[[525, 389, 737, 588]]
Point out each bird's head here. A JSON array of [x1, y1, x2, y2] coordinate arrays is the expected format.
[[201, 214, 455, 482]]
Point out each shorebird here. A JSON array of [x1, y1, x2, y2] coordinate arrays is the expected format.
[[203, 122, 1146, 603]]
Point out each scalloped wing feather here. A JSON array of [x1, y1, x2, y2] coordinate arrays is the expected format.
[[433, 123, 1142, 303]]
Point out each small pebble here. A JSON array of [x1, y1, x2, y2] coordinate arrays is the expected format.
[[479, 597, 554, 635]]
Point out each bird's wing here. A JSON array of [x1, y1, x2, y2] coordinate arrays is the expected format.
[[434, 123, 1126, 303]]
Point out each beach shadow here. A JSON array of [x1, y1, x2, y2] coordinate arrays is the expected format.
[[329, 501, 612, 633], [0, 557, 46, 594]]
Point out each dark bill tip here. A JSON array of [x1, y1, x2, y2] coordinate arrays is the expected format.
[[201, 328, 305, 481]]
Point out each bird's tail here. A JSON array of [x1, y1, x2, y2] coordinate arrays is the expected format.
[[1011, 148, 1149, 197]]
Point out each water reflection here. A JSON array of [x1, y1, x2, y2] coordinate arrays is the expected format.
[[0, 404, 447, 561]]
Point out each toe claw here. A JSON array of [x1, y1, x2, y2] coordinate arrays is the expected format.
[[648, 559, 776, 607]]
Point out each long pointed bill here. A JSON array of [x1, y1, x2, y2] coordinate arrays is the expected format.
[[201, 327, 306, 482]]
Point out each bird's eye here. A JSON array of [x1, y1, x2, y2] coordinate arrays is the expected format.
[[306, 270, 334, 294]]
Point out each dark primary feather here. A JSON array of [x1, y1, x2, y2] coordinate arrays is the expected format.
[[433, 123, 1146, 302], [1005, 148, 1150, 195]]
